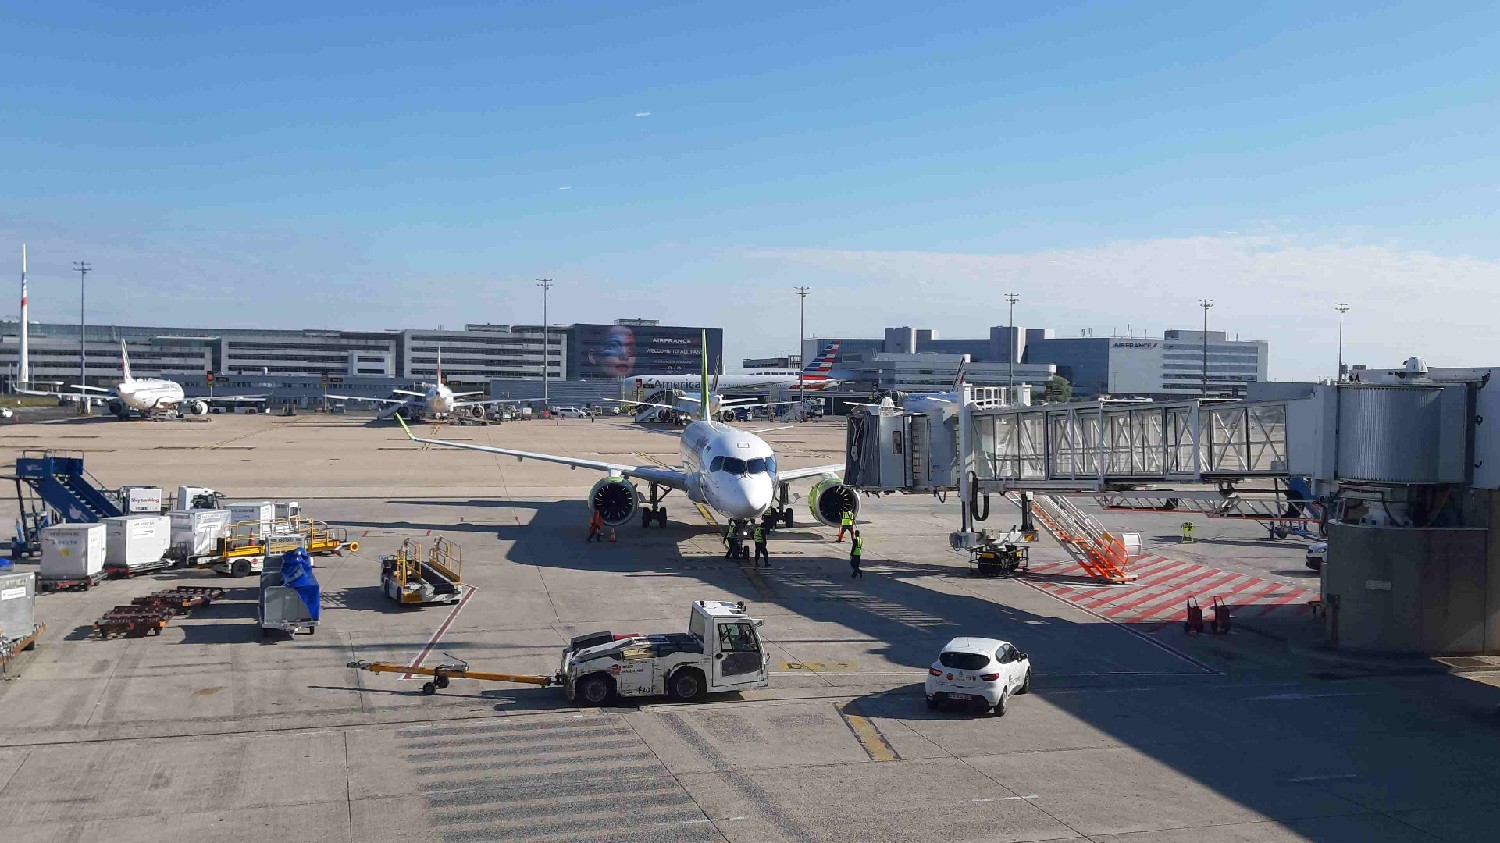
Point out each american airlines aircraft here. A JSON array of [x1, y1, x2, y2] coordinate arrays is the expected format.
[[395, 339, 860, 538], [636, 341, 843, 392], [22, 341, 265, 419], [327, 349, 518, 421]]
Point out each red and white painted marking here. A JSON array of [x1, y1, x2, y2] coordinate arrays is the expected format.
[[1020, 555, 1316, 630]]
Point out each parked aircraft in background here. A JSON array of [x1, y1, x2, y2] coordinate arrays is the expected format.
[[21, 341, 266, 420], [326, 348, 519, 421]]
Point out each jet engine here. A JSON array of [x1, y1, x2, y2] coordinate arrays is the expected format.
[[186, 400, 210, 416], [588, 476, 639, 526], [106, 398, 128, 419], [808, 476, 861, 528]]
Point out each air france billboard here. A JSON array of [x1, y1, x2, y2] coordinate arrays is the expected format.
[[569, 324, 724, 379]]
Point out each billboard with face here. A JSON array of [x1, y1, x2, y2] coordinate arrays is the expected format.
[[569, 324, 723, 379]]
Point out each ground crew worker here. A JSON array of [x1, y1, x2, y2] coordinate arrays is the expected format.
[[586, 509, 604, 543], [753, 524, 770, 567], [849, 530, 864, 578], [837, 509, 855, 542], [723, 526, 742, 559]]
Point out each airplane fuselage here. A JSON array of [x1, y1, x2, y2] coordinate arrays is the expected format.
[[678, 420, 776, 521], [116, 378, 186, 412], [423, 383, 457, 416], [642, 373, 836, 392]]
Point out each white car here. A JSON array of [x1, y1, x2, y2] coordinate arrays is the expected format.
[[553, 406, 591, 419], [1306, 541, 1327, 571], [925, 637, 1031, 715]]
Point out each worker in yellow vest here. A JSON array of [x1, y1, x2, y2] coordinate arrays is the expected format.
[[837, 510, 854, 542], [753, 524, 770, 568], [849, 530, 864, 578]]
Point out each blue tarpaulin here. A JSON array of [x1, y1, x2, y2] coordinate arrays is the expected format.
[[278, 548, 321, 622]]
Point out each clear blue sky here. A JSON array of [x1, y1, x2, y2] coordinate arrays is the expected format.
[[4, 1, 1499, 378]]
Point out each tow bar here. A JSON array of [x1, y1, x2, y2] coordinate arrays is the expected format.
[[347, 656, 558, 695]]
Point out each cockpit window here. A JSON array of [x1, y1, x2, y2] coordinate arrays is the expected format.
[[746, 458, 769, 474], [710, 456, 724, 472], [721, 457, 747, 475]]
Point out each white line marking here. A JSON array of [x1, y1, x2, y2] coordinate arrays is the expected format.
[[1287, 774, 1359, 783], [399, 584, 477, 680], [1249, 692, 1372, 701], [1002, 794, 1040, 801]]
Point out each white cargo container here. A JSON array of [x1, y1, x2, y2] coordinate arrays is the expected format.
[[274, 501, 300, 519], [40, 524, 106, 581], [169, 509, 232, 563], [225, 501, 274, 531], [104, 514, 172, 570], [118, 485, 164, 514]]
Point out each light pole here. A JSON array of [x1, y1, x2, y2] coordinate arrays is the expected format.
[[1198, 298, 1214, 397], [537, 278, 553, 411], [794, 286, 810, 418], [74, 261, 91, 393], [1335, 303, 1350, 382], [1004, 292, 1020, 401]]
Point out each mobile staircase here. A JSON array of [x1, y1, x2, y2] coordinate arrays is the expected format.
[[13, 451, 122, 524], [1029, 494, 1136, 583]]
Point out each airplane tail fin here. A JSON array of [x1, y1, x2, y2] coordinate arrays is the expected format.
[[805, 340, 840, 373], [120, 340, 134, 382], [700, 331, 711, 422], [952, 357, 967, 390]]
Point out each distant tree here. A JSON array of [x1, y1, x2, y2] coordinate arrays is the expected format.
[[1044, 375, 1072, 403]]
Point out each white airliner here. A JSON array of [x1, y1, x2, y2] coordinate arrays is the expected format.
[[636, 341, 843, 392], [326, 349, 518, 421], [395, 339, 859, 538], [22, 341, 266, 419]]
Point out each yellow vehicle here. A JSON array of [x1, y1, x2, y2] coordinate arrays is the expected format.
[[209, 518, 357, 577], [380, 537, 462, 605]]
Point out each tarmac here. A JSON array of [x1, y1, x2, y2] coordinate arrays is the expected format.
[[1, 411, 1498, 842]]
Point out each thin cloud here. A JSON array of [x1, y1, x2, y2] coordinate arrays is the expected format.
[[634, 111, 651, 118], [557, 186, 572, 191], [745, 235, 1500, 380]]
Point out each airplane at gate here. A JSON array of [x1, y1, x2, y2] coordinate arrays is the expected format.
[[394, 335, 860, 539], [326, 348, 520, 421], [21, 341, 266, 419]]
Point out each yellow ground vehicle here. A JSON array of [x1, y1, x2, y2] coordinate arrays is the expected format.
[[209, 518, 357, 577], [380, 537, 462, 605]]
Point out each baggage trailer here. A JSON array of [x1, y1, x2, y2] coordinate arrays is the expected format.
[[210, 518, 356, 578], [130, 586, 226, 614], [348, 600, 770, 703], [259, 544, 320, 638], [93, 605, 173, 638], [380, 537, 462, 605]]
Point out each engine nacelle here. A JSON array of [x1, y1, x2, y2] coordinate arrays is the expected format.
[[106, 398, 128, 419], [187, 400, 210, 416], [589, 476, 639, 526], [808, 476, 861, 528]]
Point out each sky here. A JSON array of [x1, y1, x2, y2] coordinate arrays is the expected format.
[[3, 1, 1499, 379]]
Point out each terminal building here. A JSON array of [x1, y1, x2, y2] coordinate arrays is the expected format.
[[0, 319, 721, 405], [806, 325, 1268, 399]]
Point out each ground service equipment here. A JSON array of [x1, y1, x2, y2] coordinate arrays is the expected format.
[[39, 523, 106, 590], [380, 537, 462, 605], [210, 518, 356, 577], [348, 600, 770, 702], [259, 546, 320, 637], [0, 571, 41, 676], [103, 514, 172, 576]]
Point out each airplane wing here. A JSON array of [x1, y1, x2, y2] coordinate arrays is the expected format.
[[325, 393, 412, 406], [606, 398, 681, 413], [452, 398, 525, 409], [452, 391, 488, 398], [395, 415, 688, 488], [393, 389, 426, 398], [18, 388, 97, 401], [775, 464, 845, 481]]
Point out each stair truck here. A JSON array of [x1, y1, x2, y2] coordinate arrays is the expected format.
[[349, 600, 770, 701]]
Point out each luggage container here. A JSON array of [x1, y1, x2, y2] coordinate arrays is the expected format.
[[225, 501, 274, 531], [40, 523, 106, 586], [103, 514, 172, 573], [168, 509, 232, 566], [118, 485, 164, 514], [0, 571, 37, 643], [260, 543, 320, 637]]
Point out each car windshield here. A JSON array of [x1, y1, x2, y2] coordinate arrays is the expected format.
[[938, 651, 991, 670]]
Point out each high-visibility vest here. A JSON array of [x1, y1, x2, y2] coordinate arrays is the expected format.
[[852, 536, 864, 555], [754, 527, 765, 542], [840, 511, 854, 527]]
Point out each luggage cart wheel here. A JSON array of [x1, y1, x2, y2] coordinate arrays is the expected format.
[[421, 681, 438, 695], [434, 675, 450, 689]]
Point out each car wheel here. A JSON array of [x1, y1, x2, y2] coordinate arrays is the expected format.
[[668, 668, 706, 702], [231, 559, 250, 578], [576, 673, 615, 707], [994, 690, 1008, 717], [421, 681, 437, 696], [925, 695, 938, 710], [1017, 669, 1031, 695]]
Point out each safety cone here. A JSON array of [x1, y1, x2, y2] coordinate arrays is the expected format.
[[607, 526, 617, 543]]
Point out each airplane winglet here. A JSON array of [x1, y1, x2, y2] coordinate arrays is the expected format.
[[395, 413, 416, 440]]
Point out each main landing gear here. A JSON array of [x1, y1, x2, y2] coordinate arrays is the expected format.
[[641, 483, 669, 528], [763, 484, 794, 528]]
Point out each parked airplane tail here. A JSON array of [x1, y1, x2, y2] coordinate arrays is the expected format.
[[119, 340, 134, 383], [805, 341, 840, 374], [952, 358, 967, 390]]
